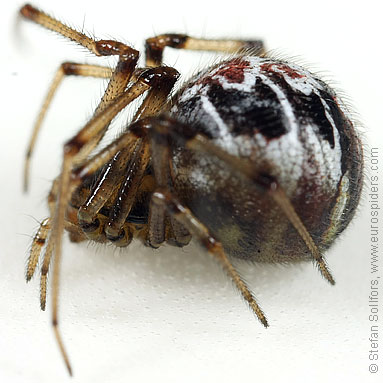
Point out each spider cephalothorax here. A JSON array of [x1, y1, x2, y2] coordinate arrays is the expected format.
[[20, 3, 363, 376]]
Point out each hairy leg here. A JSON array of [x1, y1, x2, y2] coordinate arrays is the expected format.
[[24, 63, 113, 191], [145, 34, 265, 66]]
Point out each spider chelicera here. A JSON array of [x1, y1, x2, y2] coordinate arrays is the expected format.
[[20, 3, 364, 376]]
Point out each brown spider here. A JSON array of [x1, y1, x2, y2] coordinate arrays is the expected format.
[[20, 3, 363, 376]]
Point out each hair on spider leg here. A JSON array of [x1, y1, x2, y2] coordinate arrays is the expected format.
[[18, 232, 36, 241], [21, 213, 46, 226], [19, 3, 364, 376]]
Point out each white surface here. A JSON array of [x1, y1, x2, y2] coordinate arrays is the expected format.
[[1, 0, 382, 381]]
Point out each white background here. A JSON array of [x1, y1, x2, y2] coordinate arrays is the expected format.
[[1, 0, 382, 382]]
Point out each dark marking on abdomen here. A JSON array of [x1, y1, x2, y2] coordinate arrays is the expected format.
[[206, 82, 287, 138]]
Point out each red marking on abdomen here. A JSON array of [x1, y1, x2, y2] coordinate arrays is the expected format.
[[261, 62, 305, 79], [214, 59, 251, 83]]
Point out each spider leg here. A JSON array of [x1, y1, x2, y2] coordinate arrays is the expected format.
[[76, 141, 148, 246], [45, 129, 147, 247], [23, 63, 113, 192], [145, 34, 265, 66], [40, 66, 177, 375], [20, 4, 139, 116], [75, 66, 179, 243], [25, 216, 54, 311], [103, 141, 151, 242], [44, 99, 167, 376], [45, 79, 146, 377], [186, 134, 335, 285], [26, 217, 51, 282], [20, 3, 140, 170], [149, 203, 192, 248], [130, 118, 268, 327], [140, 118, 192, 248], [77, 145, 141, 229], [152, 188, 268, 327], [26, 216, 85, 310], [37, 147, 136, 305]]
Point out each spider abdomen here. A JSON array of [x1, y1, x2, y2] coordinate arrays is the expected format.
[[170, 56, 363, 262]]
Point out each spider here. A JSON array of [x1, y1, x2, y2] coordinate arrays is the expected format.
[[20, 3, 363, 376]]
